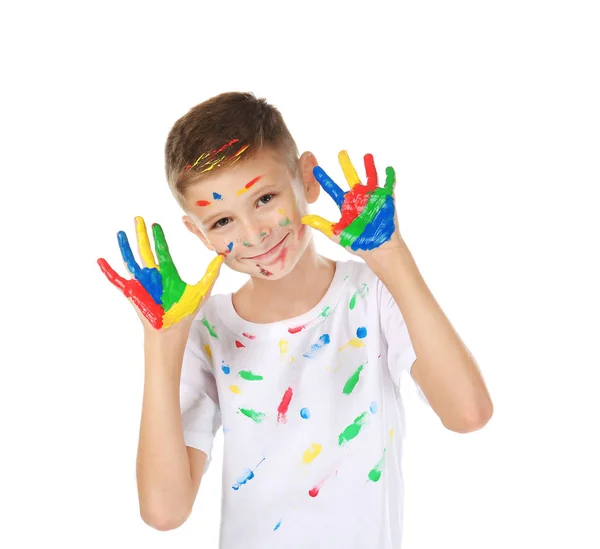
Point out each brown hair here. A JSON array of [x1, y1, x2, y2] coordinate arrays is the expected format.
[[165, 91, 300, 209]]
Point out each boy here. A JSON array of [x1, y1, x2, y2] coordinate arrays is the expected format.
[[98, 92, 493, 548]]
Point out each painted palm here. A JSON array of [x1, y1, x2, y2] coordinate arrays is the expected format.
[[302, 151, 396, 251], [98, 216, 223, 330]]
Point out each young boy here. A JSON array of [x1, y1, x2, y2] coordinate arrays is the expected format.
[[98, 92, 493, 548]]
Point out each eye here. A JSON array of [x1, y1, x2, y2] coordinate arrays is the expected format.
[[212, 217, 231, 229], [258, 193, 275, 206]]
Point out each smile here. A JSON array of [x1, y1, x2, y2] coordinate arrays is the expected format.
[[243, 234, 289, 262]]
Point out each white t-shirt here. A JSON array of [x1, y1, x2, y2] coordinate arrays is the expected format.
[[180, 259, 426, 549]]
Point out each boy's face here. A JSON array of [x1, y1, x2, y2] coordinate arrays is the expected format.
[[182, 148, 320, 280]]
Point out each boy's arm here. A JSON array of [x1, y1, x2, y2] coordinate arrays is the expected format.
[[136, 325, 204, 531], [368, 239, 493, 433]]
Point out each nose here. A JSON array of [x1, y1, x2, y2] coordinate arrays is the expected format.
[[240, 220, 271, 251]]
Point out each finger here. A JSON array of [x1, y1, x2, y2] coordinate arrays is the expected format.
[[301, 215, 336, 238], [98, 258, 128, 292], [98, 258, 165, 329], [152, 223, 186, 311], [384, 166, 396, 194], [117, 230, 142, 278], [162, 255, 224, 328], [364, 153, 378, 190], [338, 150, 362, 189], [135, 216, 159, 270], [313, 166, 345, 209]]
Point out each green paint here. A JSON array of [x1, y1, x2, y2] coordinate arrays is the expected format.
[[367, 448, 387, 482], [243, 241, 250, 247], [278, 217, 291, 226], [338, 412, 368, 446], [320, 306, 332, 318], [152, 223, 186, 311], [239, 370, 263, 381], [260, 231, 267, 238], [239, 408, 266, 423], [343, 364, 365, 395], [349, 283, 369, 310], [384, 166, 395, 193], [339, 192, 387, 249], [201, 317, 219, 339]]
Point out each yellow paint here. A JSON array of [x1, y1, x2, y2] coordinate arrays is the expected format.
[[231, 144, 249, 158], [389, 428, 394, 439], [301, 215, 334, 237], [236, 186, 250, 196], [338, 338, 366, 351], [204, 344, 212, 358], [279, 338, 289, 355], [162, 254, 224, 328], [277, 208, 286, 215], [302, 443, 322, 464], [135, 216, 159, 270], [338, 150, 361, 188], [229, 385, 241, 394]]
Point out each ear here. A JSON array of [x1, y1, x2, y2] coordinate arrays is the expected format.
[[182, 215, 215, 252], [298, 151, 321, 204]]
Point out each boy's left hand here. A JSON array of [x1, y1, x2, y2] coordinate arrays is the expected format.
[[301, 151, 405, 262]]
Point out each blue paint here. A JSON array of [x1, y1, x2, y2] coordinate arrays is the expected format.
[[221, 361, 230, 375], [356, 326, 367, 338], [227, 241, 233, 252], [349, 195, 396, 251], [313, 166, 346, 208], [303, 333, 331, 358], [274, 519, 282, 531], [369, 401, 378, 414], [117, 230, 163, 304], [213, 192, 223, 200], [300, 408, 311, 419], [232, 468, 255, 490]]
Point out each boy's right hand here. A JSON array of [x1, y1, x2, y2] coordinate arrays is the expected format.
[[97, 216, 224, 332]]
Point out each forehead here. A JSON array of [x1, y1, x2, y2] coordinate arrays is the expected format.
[[185, 148, 294, 199]]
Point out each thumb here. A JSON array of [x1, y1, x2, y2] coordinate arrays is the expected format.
[[301, 215, 336, 240]]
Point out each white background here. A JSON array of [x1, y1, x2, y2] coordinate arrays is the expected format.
[[1, 1, 599, 547]]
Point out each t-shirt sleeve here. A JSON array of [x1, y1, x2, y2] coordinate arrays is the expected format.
[[377, 275, 430, 406], [180, 319, 222, 474]]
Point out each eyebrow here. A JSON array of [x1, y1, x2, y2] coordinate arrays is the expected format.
[[199, 179, 278, 225]]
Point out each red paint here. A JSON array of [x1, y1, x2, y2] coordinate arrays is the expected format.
[[235, 340, 245, 348], [297, 224, 306, 241], [332, 185, 371, 234], [308, 487, 320, 498], [288, 323, 307, 334], [277, 387, 293, 423], [242, 332, 256, 340], [244, 175, 262, 190], [257, 265, 273, 276], [196, 200, 211, 206], [213, 138, 239, 155], [364, 153, 378, 189], [98, 258, 164, 329]]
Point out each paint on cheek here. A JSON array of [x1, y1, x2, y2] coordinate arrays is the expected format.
[[297, 224, 307, 241], [236, 175, 262, 196], [196, 200, 211, 206], [277, 208, 291, 226], [212, 192, 223, 200], [257, 264, 273, 276]]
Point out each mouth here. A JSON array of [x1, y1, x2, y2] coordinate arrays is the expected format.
[[243, 234, 289, 262]]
